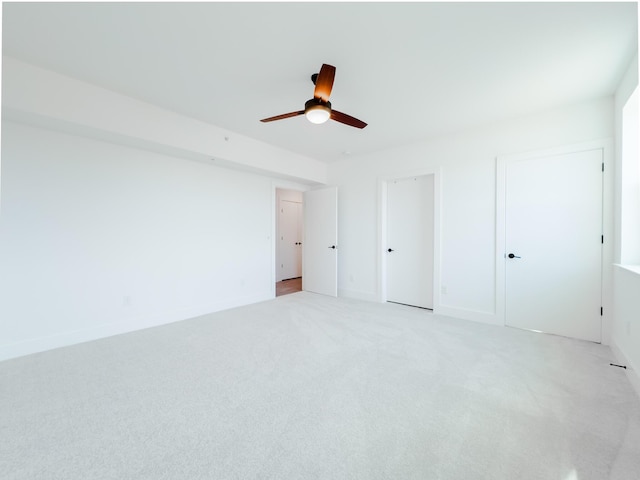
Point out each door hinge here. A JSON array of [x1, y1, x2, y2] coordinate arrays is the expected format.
[[601, 307, 603, 316], [601, 235, 604, 244], [602, 163, 604, 172]]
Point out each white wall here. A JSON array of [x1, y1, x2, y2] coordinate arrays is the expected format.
[[329, 98, 614, 329], [611, 53, 640, 394], [0, 121, 286, 360]]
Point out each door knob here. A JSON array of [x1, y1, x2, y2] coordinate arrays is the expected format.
[[328, 245, 336, 249], [387, 248, 394, 252], [508, 253, 521, 259]]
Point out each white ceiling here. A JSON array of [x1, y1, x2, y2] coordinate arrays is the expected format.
[[2, 2, 637, 163]]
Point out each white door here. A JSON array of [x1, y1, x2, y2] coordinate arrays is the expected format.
[[505, 149, 603, 342], [303, 187, 338, 297], [386, 175, 434, 308], [278, 200, 302, 280]]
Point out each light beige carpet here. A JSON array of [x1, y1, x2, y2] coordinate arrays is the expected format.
[[1, 292, 639, 479]]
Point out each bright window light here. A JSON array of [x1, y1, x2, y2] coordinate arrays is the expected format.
[[621, 86, 639, 265]]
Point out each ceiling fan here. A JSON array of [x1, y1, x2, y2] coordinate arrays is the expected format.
[[260, 64, 367, 129]]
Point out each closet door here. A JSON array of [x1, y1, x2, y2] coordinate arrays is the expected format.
[[504, 148, 603, 342], [386, 175, 434, 309]]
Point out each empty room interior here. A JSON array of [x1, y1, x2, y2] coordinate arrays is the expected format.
[[2, 2, 640, 479]]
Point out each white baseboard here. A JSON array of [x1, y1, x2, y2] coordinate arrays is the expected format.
[[610, 341, 640, 400], [0, 292, 272, 363], [434, 304, 501, 326]]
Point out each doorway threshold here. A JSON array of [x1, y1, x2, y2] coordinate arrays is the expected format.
[[276, 277, 302, 297]]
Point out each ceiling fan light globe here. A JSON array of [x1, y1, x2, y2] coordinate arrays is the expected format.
[[305, 104, 331, 124]]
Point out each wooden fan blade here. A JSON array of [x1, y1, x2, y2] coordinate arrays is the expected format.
[[313, 64, 336, 102], [331, 110, 367, 129], [260, 110, 305, 123]]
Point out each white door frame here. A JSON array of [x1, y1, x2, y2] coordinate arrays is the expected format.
[[495, 139, 614, 341], [378, 168, 442, 307]]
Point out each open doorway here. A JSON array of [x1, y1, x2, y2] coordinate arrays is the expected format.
[[276, 188, 303, 296]]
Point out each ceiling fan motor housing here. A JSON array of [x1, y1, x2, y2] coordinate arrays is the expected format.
[[305, 98, 331, 111]]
